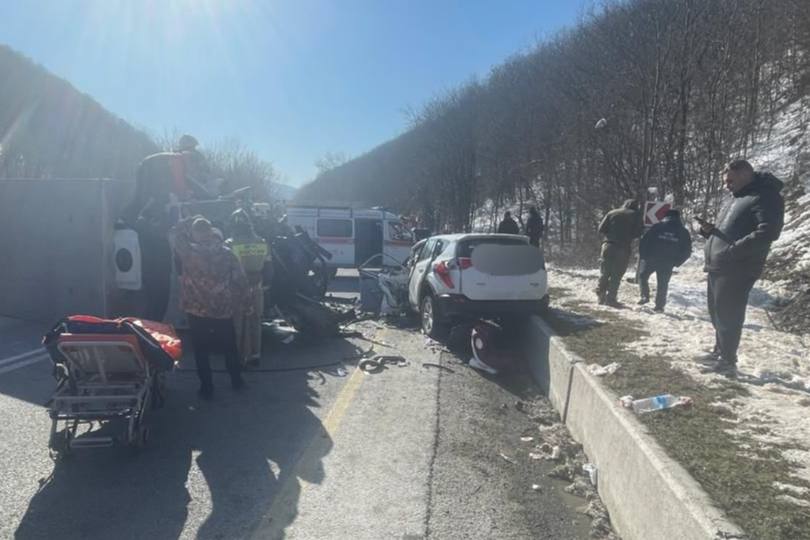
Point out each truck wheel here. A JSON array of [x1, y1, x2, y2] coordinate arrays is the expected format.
[[420, 294, 448, 340]]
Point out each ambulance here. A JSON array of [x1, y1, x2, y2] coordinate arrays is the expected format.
[[285, 205, 414, 269]]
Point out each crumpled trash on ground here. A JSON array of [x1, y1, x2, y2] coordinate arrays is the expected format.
[[587, 362, 621, 376], [522, 398, 616, 538], [619, 394, 693, 413], [564, 477, 590, 497], [582, 463, 598, 487]]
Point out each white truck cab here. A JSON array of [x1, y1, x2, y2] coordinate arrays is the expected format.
[[285, 205, 414, 268]]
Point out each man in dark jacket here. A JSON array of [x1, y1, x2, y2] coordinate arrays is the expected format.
[[497, 211, 520, 235], [698, 160, 784, 376], [638, 209, 692, 312], [596, 199, 643, 306], [123, 135, 215, 322], [525, 206, 545, 247]]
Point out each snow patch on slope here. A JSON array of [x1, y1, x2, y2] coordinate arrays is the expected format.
[[549, 258, 810, 487]]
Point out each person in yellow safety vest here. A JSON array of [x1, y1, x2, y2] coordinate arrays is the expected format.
[[226, 209, 271, 366]]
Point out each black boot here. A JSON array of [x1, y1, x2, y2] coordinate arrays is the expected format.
[[700, 359, 736, 377], [696, 346, 721, 365]]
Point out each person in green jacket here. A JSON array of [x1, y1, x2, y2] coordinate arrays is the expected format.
[[226, 209, 270, 366], [596, 199, 643, 306]]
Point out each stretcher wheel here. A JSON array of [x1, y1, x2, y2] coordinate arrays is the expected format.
[[49, 430, 73, 459], [132, 425, 150, 449]]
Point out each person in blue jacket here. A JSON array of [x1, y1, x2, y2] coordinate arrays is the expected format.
[[638, 209, 692, 312]]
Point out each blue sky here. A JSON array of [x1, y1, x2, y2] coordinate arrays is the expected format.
[[0, 0, 587, 186]]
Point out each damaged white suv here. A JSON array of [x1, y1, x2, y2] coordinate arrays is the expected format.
[[407, 233, 549, 339]]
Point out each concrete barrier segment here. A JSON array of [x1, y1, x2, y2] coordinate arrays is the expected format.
[[525, 315, 746, 540]]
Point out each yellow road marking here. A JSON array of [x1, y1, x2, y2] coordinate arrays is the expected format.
[[254, 330, 384, 537], [321, 362, 365, 435]]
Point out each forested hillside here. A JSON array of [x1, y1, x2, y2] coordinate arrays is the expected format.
[[0, 45, 157, 180], [298, 0, 810, 245]]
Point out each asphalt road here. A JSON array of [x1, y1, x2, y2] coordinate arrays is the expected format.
[[0, 276, 590, 539]]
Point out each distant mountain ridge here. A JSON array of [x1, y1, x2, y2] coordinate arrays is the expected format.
[[0, 44, 157, 180], [270, 181, 298, 201]]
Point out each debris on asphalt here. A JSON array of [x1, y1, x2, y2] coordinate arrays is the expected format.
[[262, 320, 298, 344], [421, 362, 455, 373], [582, 463, 598, 487], [358, 355, 408, 373], [564, 477, 590, 498], [335, 366, 348, 377], [520, 435, 534, 443], [424, 337, 449, 353], [531, 484, 542, 492], [524, 397, 616, 538], [499, 452, 517, 465], [548, 463, 577, 481], [530, 410, 559, 426], [587, 362, 621, 376], [579, 501, 619, 540]]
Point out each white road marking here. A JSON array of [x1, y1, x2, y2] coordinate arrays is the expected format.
[[0, 350, 48, 375], [0, 347, 45, 367]]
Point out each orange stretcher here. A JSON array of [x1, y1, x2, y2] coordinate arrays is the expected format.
[[42, 316, 181, 456]]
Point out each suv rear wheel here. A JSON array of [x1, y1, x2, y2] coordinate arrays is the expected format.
[[420, 294, 448, 340]]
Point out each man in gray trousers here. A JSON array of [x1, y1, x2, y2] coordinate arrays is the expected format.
[[698, 160, 784, 376]]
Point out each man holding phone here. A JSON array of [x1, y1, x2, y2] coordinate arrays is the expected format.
[[698, 160, 784, 376]]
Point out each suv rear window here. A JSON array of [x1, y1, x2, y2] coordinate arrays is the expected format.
[[457, 237, 526, 258]]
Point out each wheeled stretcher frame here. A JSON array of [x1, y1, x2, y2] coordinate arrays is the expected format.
[[47, 334, 164, 456]]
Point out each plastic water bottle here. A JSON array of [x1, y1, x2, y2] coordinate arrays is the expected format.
[[631, 394, 679, 414]]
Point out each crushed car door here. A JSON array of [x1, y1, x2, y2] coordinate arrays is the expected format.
[[408, 239, 435, 307]]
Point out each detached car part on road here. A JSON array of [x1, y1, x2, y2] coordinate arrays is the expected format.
[[407, 234, 549, 339]]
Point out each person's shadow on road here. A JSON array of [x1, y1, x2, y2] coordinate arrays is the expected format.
[[13, 341, 346, 540]]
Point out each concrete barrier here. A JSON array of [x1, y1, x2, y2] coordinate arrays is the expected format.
[[525, 315, 746, 540], [0, 178, 132, 322]]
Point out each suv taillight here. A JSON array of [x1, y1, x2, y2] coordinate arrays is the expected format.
[[433, 261, 454, 288]]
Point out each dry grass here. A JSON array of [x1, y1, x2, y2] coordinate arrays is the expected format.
[[544, 294, 810, 540]]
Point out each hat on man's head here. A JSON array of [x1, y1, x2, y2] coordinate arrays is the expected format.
[[178, 134, 199, 152]]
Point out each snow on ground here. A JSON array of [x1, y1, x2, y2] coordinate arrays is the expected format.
[[548, 254, 810, 488], [751, 96, 810, 280], [749, 97, 809, 182]]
